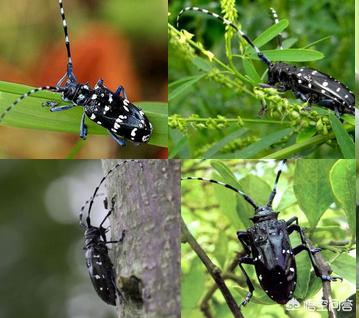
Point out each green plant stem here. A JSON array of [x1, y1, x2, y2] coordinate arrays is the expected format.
[[178, 117, 290, 125], [263, 126, 354, 159]]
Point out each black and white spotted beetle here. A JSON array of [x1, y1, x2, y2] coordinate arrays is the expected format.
[[182, 160, 342, 305], [0, 0, 152, 146], [79, 160, 138, 305], [177, 7, 355, 117]]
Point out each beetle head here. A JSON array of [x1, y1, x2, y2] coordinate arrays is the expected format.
[[251, 205, 279, 223], [267, 62, 292, 87]]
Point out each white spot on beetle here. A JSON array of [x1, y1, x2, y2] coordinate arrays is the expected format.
[[298, 80, 302, 84], [94, 275, 101, 279], [111, 128, 117, 133], [91, 94, 98, 100], [308, 83, 312, 88], [109, 94, 113, 103], [259, 274, 263, 280], [258, 255, 262, 259], [114, 122, 121, 130], [104, 106, 110, 111], [131, 128, 138, 137], [323, 81, 328, 86], [286, 250, 290, 254], [297, 73, 302, 77], [83, 85, 89, 90], [289, 267, 295, 272], [100, 287, 103, 291], [345, 95, 349, 99], [321, 90, 326, 94], [142, 135, 150, 142], [97, 121, 102, 125], [90, 114, 96, 120], [96, 261, 102, 265], [311, 71, 317, 75], [282, 249, 286, 254], [123, 99, 129, 106], [101, 93, 105, 97], [124, 105, 130, 112]]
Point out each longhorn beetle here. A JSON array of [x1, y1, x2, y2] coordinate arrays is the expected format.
[[79, 160, 139, 305], [0, 0, 152, 146], [182, 160, 342, 305], [177, 7, 355, 117]]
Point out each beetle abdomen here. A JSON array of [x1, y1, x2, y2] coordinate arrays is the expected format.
[[85, 245, 117, 305]]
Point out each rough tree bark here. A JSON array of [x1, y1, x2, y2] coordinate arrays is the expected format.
[[102, 160, 180, 318]]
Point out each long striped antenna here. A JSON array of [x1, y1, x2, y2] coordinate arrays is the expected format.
[[86, 160, 140, 226], [58, 0, 76, 82], [269, 8, 283, 50], [0, 85, 62, 124], [265, 159, 287, 208], [181, 176, 258, 209], [79, 193, 105, 228], [176, 6, 271, 66]]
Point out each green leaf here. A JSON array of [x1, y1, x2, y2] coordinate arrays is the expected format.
[[253, 19, 289, 48], [330, 254, 356, 284], [210, 161, 244, 230], [169, 136, 187, 159], [219, 128, 292, 159], [181, 258, 206, 309], [203, 128, 248, 158], [0, 81, 167, 147], [250, 49, 324, 62], [293, 160, 336, 227], [303, 35, 332, 49], [192, 56, 213, 72], [296, 127, 317, 144], [168, 74, 206, 100], [329, 160, 356, 236], [242, 59, 261, 83], [329, 114, 355, 159], [214, 233, 229, 268]]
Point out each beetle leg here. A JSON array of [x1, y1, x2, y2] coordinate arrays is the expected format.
[[237, 231, 251, 255], [115, 85, 128, 99], [80, 112, 88, 139], [108, 130, 126, 146], [48, 104, 76, 112], [289, 224, 343, 282], [237, 257, 255, 306], [285, 216, 298, 227]]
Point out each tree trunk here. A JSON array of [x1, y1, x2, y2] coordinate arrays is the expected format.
[[102, 160, 181, 318]]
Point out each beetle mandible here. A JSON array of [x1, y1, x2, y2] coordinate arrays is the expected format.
[[0, 0, 152, 146], [182, 160, 342, 305], [177, 7, 355, 117]]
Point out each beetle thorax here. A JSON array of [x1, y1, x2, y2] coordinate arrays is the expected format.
[[84, 226, 105, 247]]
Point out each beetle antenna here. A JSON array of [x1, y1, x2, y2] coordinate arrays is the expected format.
[[79, 193, 106, 228], [86, 160, 139, 225], [269, 7, 283, 50], [266, 159, 287, 207], [58, 0, 76, 82], [181, 176, 258, 209], [0, 86, 63, 124], [176, 6, 271, 66]]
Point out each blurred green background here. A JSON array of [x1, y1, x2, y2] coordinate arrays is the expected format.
[[0, 160, 119, 318], [181, 159, 355, 318], [169, 0, 354, 159], [0, 0, 168, 159]]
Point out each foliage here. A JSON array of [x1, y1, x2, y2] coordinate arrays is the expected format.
[[181, 159, 355, 318], [169, 0, 355, 158]]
